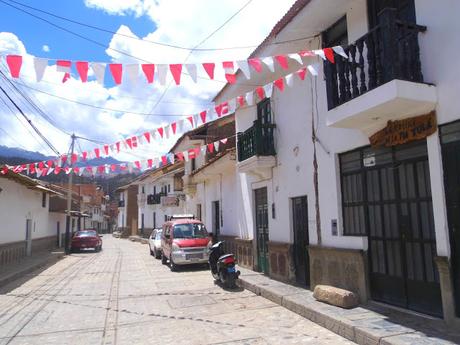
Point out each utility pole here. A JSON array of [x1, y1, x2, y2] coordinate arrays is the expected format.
[[64, 134, 76, 254]]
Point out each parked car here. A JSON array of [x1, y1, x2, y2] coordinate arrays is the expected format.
[[71, 230, 102, 252], [161, 218, 212, 271], [149, 229, 162, 259]]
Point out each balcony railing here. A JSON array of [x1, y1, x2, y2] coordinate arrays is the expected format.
[[147, 192, 166, 205], [325, 8, 426, 110], [237, 120, 276, 162]]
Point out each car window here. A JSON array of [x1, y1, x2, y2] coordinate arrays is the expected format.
[[76, 231, 96, 237], [155, 231, 162, 240], [172, 224, 207, 239]]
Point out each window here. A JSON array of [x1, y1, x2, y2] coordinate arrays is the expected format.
[[257, 98, 272, 124], [323, 16, 348, 47], [42, 192, 47, 208], [153, 185, 156, 194], [153, 212, 156, 229], [196, 204, 202, 220], [164, 215, 168, 222], [191, 158, 196, 171], [167, 184, 171, 193], [173, 223, 208, 239], [141, 214, 144, 229], [141, 186, 145, 194]]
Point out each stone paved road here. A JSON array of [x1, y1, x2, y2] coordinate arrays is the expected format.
[[0, 237, 355, 345]]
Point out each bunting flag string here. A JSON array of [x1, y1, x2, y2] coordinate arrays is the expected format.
[[1, 135, 234, 178], [1, 46, 345, 86], [1, 61, 328, 170]]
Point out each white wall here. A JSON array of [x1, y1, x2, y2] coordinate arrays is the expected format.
[[0, 178, 53, 244]]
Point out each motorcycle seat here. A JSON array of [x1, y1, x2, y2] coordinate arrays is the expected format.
[[218, 254, 234, 261]]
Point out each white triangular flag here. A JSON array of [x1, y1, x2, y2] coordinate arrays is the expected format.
[[150, 129, 157, 141], [214, 141, 220, 152], [285, 74, 295, 87], [183, 150, 189, 162], [200, 145, 207, 156], [127, 162, 133, 174], [333, 46, 348, 58], [228, 98, 237, 113], [33, 58, 48, 82], [313, 49, 326, 60], [177, 119, 185, 134], [288, 53, 303, 65], [36, 169, 42, 178], [262, 57, 275, 72], [91, 63, 106, 85], [307, 64, 319, 76], [236, 60, 251, 79], [193, 114, 200, 128], [105, 165, 110, 174], [92, 166, 98, 175], [152, 157, 159, 168], [185, 64, 197, 83], [125, 64, 139, 85], [169, 153, 175, 165], [164, 125, 170, 139], [263, 83, 273, 98], [157, 64, 167, 85], [137, 135, 144, 146], [78, 168, 85, 176], [245, 91, 254, 106], [65, 168, 72, 175], [47, 168, 54, 176]]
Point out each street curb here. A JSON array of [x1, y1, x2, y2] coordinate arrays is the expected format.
[[0, 252, 64, 288], [128, 236, 148, 244], [237, 272, 459, 345]]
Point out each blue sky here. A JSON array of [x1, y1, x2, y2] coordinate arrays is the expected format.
[[0, 0, 155, 62]]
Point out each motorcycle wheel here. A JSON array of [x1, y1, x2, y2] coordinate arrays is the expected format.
[[225, 272, 237, 289]]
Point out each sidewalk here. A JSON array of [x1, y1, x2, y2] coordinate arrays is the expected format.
[[237, 268, 460, 345], [0, 250, 64, 288]]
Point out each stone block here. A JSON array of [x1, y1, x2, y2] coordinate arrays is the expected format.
[[313, 284, 359, 309]]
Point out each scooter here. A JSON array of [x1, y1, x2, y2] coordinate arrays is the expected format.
[[208, 241, 240, 289]]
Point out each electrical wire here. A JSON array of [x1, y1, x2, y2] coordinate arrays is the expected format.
[[0, 127, 27, 149], [3, 0, 318, 52]]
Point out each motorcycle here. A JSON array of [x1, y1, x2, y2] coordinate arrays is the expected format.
[[208, 241, 240, 289]]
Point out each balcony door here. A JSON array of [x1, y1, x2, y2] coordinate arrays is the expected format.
[[368, 0, 415, 29], [255, 187, 269, 275]]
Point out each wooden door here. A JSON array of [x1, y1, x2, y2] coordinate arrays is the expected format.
[[292, 196, 309, 286], [255, 188, 269, 274]]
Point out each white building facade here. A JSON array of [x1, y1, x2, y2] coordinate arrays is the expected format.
[[212, 0, 460, 325]]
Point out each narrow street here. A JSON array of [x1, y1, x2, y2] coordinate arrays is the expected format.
[[0, 237, 354, 345]]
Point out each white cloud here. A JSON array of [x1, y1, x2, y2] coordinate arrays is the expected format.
[[0, 0, 298, 163], [42, 45, 50, 52]]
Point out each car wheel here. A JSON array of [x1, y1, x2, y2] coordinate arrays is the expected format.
[[155, 249, 161, 259], [161, 253, 167, 265], [169, 256, 178, 272], [150, 245, 154, 256]]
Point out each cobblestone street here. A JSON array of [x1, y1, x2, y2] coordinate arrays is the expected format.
[[0, 237, 354, 345]]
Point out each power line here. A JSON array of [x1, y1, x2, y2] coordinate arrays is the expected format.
[[3, 0, 317, 52], [0, 77, 60, 155]]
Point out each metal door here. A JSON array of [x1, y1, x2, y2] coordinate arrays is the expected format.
[[25, 219, 32, 256], [212, 201, 220, 240], [255, 188, 269, 274], [292, 196, 309, 286], [440, 121, 460, 317], [367, 141, 442, 317]]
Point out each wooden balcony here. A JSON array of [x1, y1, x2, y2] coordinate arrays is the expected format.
[[325, 8, 437, 134], [237, 120, 276, 162]]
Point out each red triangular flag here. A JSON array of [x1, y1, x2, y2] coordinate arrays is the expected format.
[[200, 110, 207, 124], [299, 50, 315, 57], [29, 163, 36, 175], [225, 74, 236, 84], [115, 142, 121, 153], [74, 166, 80, 174], [94, 148, 100, 158], [187, 116, 194, 127], [131, 136, 138, 148], [171, 122, 177, 134], [143, 132, 151, 143], [255, 86, 265, 100], [169, 64, 182, 85], [323, 48, 335, 63], [47, 160, 54, 168], [175, 152, 184, 161], [110, 164, 117, 172], [147, 159, 153, 168], [207, 143, 214, 153], [274, 78, 285, 92], [125, 138, 133, 149], [76, 61, 89, 82], [62, 72, 71, 83], [103, 145, 110, 155], [6, 55, 22, 78], [215, 104, 223, 117], [161, 155, 168, 166], [157, 127, 164, 138], [202, 63, 215, 79], [109, 64, 123, 84], [296, 67, 307, 81], [97, 165, 105, 173], [141, 64, 155, 83], [54, 166, 61, 175], [71, 153, 78, 164], [61, 155, 67, 165], [1, 166, 9, 175], [237, 95, 245, 107], [38, 161, 45, 169], [134, 161, 141, 169], [274, 55, 289, 70], [248, 58, 262, 73]]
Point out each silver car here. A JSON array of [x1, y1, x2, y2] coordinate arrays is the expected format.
[[149, 229, 162, 259]]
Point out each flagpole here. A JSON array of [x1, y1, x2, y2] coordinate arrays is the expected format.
[[65, 134, 76, 254]]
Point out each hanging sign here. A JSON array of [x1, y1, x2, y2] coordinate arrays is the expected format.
[[369, 112, 437, 148]]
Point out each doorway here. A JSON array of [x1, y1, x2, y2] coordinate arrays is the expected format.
[[255, 187, 269, 275], [212, 201, 220, 240], [25, 219, 32, 256], [440, 121, 460, 317], [292, 196, 310, 287]]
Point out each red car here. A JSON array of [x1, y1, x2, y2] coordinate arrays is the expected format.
[[71, 230, 102, 252]]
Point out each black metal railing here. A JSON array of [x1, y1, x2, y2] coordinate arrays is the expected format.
[[325, 8, 426, 110], [118, 200, 125, 207], [237, 120, 276, 162], [147, 192, 166, 205]]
